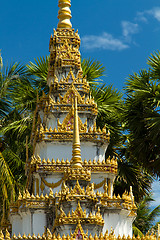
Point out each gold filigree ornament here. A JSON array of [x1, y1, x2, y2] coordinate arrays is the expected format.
[[57, 180, 98, 203], [38, 128, 110, 144], [4, 229, 159, 240], [59, 82, 85, 104], [48, 28, 81, 73], [70, 220, 88, 239], [64, 167, 91, 181], [57, 106, 87, 133], [53, 202, 104, 228], [10, 190, 55, 213], [40, 177, 64, 192], [29, 156, 117, 175]]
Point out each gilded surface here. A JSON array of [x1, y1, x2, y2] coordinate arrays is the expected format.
[[53, 202, 104, 228], [2, 227, 158, 240], [48, 29, 81, 75], [30, 156, 118, 174], [57, 106, 87, 133]]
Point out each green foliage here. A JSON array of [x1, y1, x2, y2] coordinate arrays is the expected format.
[[91, 84, 123, 157], [124, 51, 160, 177], [0, 61, 30, 207], [114, 160, 152, 202], [81, 58, 105, 85], [27, 56, 49, 93], [133, 194, 160, 235]]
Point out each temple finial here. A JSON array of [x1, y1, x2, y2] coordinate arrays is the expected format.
[[57, 0, 72, 29], [71, 96, 82, 168]]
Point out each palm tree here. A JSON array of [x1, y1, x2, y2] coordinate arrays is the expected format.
[[133, 194, 160, 236], [0, 57, 29, 221], [124, 51, 160, 177], [114, 159, 152, 202]]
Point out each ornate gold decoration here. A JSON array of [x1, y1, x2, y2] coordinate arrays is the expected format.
[[57, 180, 98, 204], [59, 82, 85, 105], [10, 190, 55, 214], [57, 0, 72, 29], [94, 178, 107, 190], [1, 229, 158, 240], [54, 202, 104, 228], [30, 156, 117, 175], [64, 167, 91, 181], [57, 106, 87, 133], [40, 177, 64, 190], [38, 128, 109, 144], [72, 180, 86, 195], [48, 28, 81, 74], [55, 180, 98, 204], [70, 221, 88, 239]]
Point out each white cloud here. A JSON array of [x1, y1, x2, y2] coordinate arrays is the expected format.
[[135, 12, 148, 23], [136, 7, 160, 23], [82, 32, 129, 51], [148, 7, 160, 22], [121, 21, 139, 38]]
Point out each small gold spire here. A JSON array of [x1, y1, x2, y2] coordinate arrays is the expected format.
[[71, 96, 82, 168], [57, 0, 72, 29]]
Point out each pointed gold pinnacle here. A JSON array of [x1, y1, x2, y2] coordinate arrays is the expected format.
[[71, 96, 82, 168], [57, 0, 72, 29]]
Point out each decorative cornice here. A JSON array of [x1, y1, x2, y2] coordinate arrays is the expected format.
[[10, 189, 55, 214], [2, 226, 158, 240], [36, 124, 109, 144], [30, 156, 118, 175]]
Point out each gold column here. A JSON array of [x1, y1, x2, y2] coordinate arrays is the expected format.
[[57, 0, 72, 29], [36, 179, 39, 195], [108, 179, 111, 197], [32, 178, 35, 195], [71, 96, 82, 168]]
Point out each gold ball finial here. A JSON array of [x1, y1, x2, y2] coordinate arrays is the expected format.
[[57, 0, 72, 29]]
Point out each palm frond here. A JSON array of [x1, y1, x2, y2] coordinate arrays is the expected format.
[[148, 51, 160, 80], [81, 58, 106, 85], [132, 225, 143, 237]]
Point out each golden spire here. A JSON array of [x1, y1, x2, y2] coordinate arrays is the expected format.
[[57, 0, 72, 29], [71, 96, 82, 168]]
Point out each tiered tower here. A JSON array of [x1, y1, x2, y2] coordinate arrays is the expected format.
[[9, 0, 136, 238]]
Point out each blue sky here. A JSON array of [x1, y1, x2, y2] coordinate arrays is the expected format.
[[1, 0, 160, 205], [1, 0, 160, 91]]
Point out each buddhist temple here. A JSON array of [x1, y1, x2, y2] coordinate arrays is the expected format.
[[1, 0, 159, 240]]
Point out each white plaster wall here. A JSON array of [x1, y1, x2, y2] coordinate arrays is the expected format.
[[91, 173, 115, 196], [103, 212, 120, 236], [126, 217, 134, 237], [103, 210, 132, 237], [33, 210, 46, 235], [10, 214, 22, 236], [47, 115, 57, 129], [21, 211, 31, 235], [35, 142, 107, 162], [42, 173, 64, 195]]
